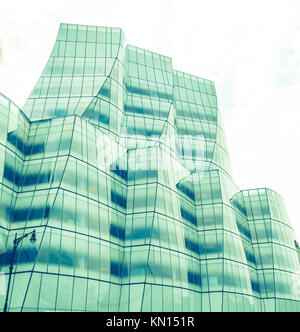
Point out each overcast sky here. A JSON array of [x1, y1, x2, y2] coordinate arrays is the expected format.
[[0, 0, 300, 239]]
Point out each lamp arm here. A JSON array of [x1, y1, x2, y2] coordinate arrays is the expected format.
[[13, 231, 36, 247]]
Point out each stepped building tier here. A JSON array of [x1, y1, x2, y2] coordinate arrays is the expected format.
[[0, 23, 299, 312]]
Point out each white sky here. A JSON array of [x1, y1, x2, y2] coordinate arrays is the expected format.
[[0, 0, 299, 239]]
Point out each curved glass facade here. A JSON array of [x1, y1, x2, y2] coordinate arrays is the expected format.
[[0, 23, 299, 312]]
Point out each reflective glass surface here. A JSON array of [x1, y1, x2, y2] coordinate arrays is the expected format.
[[0, 23, 299, 312]]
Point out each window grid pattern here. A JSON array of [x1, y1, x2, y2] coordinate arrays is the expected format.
[[0, 23, 299, 312]]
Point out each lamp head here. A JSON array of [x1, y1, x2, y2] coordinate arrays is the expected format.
[[30, 230, 36, 244]]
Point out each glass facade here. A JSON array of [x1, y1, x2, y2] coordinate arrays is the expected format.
[[0, 23, 299, 312]]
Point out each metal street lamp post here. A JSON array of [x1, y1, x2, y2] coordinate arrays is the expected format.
[[3, 230, 37, 312]]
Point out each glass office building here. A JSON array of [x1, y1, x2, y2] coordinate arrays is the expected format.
[[0, 23, 299, 312]]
